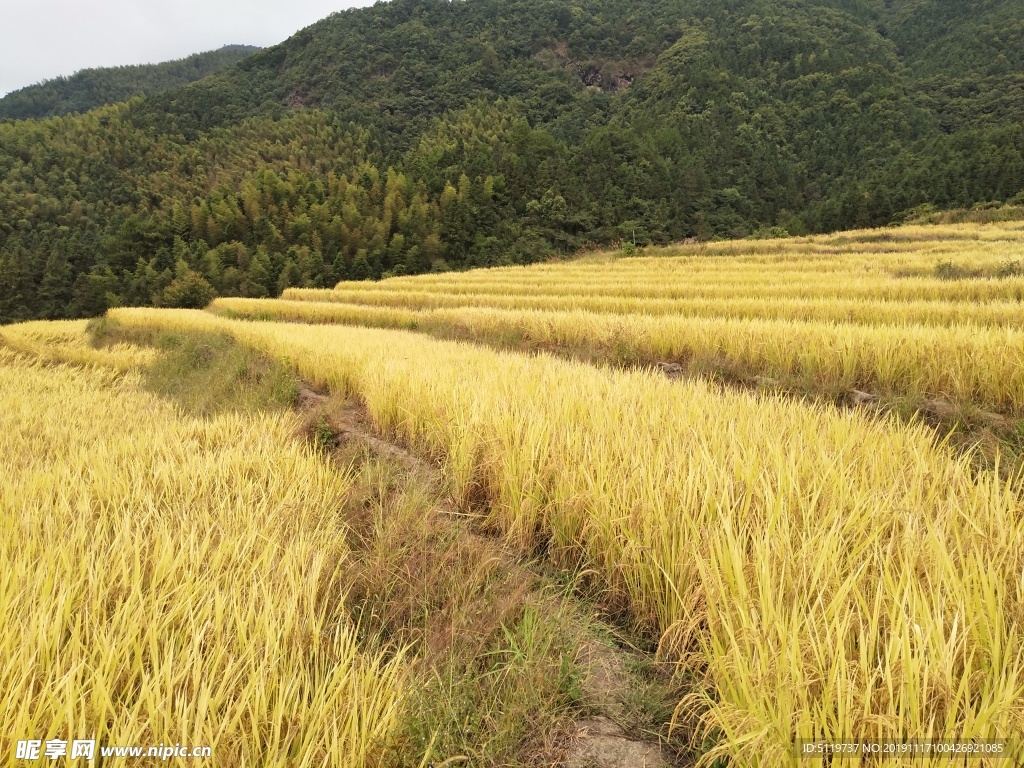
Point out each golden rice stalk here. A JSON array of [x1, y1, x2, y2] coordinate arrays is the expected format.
[[110, 308, 1024, 764], [214, 299, 1024, 415], [0, 336, 406, 767]]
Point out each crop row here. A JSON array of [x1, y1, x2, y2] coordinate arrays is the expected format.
[[306, 274, 1024, 302], [367, 221, 1024, 283], [278, 289, 1024, 328], [214, 298, 1024, 415]]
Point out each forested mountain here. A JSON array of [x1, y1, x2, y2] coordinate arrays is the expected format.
[[0, 45, 260, 120], [2, 0, 1023, 323]]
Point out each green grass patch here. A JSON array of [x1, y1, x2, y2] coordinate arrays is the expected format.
[[89, 316, 298, 415]]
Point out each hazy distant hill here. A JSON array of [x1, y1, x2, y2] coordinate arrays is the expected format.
[[1, 0, 1023, 323], [0, 45, 260, 120]]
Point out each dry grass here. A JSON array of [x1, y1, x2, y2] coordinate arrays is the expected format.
[[326, 438, 585, 767], [0, 318, 157, 371]]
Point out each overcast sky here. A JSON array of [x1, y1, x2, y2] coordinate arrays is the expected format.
[[0, 0, 375, 97]]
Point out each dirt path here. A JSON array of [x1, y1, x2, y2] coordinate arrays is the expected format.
[[296, 385, 678, 767], [298, 386, 445, 486], [566, 640, 670, 768]]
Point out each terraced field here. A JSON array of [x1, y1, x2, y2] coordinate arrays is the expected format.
[[216, 222, 1024, 418], [4, 222, 1024, 766], [0, 323, 406, 766]]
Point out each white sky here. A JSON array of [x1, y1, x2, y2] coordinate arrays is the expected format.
[[0, 0, 375, 97]]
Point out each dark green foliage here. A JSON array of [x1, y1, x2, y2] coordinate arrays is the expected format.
[[312, 416, 335, 454], [3, 0, 1024, 323], [160, 263, 217, 309], [0, 45, 259, 120], [997, 259, 1024, 278]]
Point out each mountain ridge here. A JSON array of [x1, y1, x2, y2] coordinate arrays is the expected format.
[[1, 0, 1022, 324], [0, 44, 261, 120]]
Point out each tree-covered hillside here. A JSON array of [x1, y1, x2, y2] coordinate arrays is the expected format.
[[0, 45, 260, 120], [2, 0, 1023, 323]]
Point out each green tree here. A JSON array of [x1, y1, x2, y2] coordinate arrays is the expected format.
[[160, 263, 217, 308]]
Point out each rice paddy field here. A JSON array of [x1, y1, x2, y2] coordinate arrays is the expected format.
[[217, 222, 1024, 416], [4, 221, 1024, 766], [0, 323, 407, 767]]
